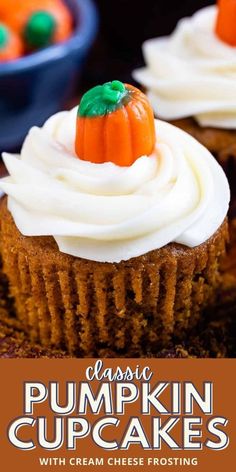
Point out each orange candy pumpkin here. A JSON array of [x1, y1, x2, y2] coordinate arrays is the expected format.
[[0, 24, 23, 61], [215, 0, 236, 46], [75, 81, 156, 167], [1, 0, 72, 46]]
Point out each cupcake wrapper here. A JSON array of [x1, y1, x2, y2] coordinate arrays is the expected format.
[[0, 200, 229, 357]]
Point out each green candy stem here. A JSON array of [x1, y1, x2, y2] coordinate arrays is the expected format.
[[24, 11, 56, 49], [78, 81, 131, 117], [0, 24, 9, 50]]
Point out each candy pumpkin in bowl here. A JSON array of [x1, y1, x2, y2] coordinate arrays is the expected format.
[[1, 0, 73, 51], [0, 81, 230, 357], [0, 0, 97, 152], [0, 23, 23, 61]]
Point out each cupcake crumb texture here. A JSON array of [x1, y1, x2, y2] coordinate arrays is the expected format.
[[0, 219, 235, 358], [0, 197, 234, 358]]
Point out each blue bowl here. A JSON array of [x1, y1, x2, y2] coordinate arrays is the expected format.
[[0, 0, 98, 152]]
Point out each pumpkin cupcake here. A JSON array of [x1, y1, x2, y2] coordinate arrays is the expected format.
[[0, 81, 230, 357], [133, 0, 236, 199]]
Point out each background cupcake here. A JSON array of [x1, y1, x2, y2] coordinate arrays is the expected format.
[[133, 1, 236, 205], [0, 81, 230, 357]]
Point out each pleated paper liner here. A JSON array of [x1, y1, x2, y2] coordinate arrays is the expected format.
[[0, 198, 229, 357]]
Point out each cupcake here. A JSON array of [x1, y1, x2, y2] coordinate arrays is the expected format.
[[133, 1, 236, 199], [0, 80, 230, 357]]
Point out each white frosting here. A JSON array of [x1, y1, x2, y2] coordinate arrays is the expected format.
[[0, 107, 229, 263], [133, 6, 236, 129]]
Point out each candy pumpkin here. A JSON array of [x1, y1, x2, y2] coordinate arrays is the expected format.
[[75, 81, 156, 167], [0, 23, 23, 61], [0, 0, 11, 18], [1, 0, 73, 49], [216, 0, 236, 46]]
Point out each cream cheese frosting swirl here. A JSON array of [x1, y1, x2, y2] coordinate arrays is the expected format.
[[0, 107, 230, 263], [133, 6, 236, 129]]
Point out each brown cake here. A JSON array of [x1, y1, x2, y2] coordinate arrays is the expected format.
[[1, 220, 236, 359], [0, 197, 228, 356], [0, 81, 230, 357]]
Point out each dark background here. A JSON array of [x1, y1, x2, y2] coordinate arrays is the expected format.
[[82, 0, 215, 89]]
